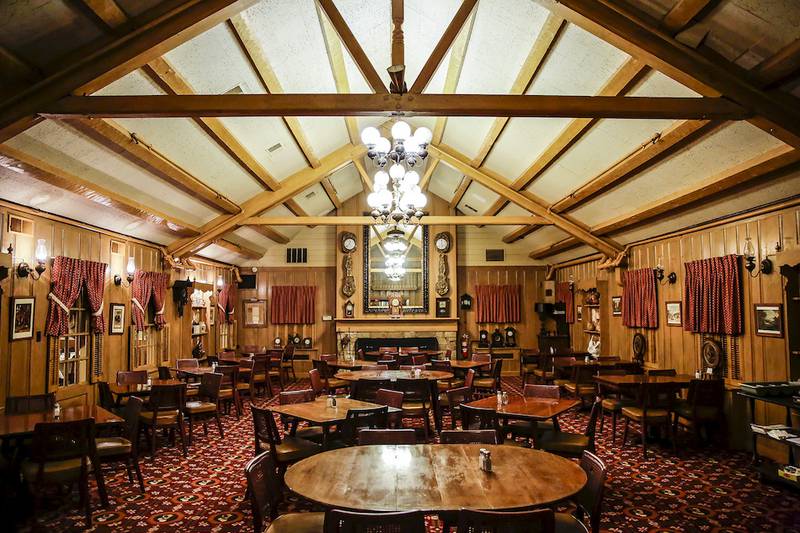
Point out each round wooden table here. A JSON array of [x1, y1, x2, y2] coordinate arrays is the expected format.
[[285, 444, 586, 512]]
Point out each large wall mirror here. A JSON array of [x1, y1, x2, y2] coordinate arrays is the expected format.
[[363, 225, 429, 314]]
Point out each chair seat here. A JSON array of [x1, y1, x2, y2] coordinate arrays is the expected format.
[[601, 397, 635, 411], [95, 436, 132, 457], [553, 378, 571, 387], [295, 426, 325, 442], [673, 403, 720, 421], [253, 375, 267, 383], [537, 430, 591, 456], [563, 383, 596, 396], [472, 378, 496, 389], [554, 512, 589, 533], [236, 382, 251, 391], [326, 378, 349, 390], [401, 401, 429, 416], [266, 511, 325, 533], [140, 410, 180, 425], [521, 364, 538, 372], [258, 436, 321, 463], [437, 379, 465, 392], [185, 401, 217, 414], [621, 406, 670, 421], [185, 388, 199, 398], [218, 389, 234, 399], [280, 362, 293, 368], [21, 457, 90, 484], [533, 370, 555, 379]]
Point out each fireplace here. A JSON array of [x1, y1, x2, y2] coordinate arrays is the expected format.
[[335, 318, 458, 357], [354, 337, 438, 354]]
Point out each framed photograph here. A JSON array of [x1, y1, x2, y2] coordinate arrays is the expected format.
[[665, 301, 682, 327], [208, 306, 215, 326], [576, 305, 583, 322], [11, 297, 35, 340], [109, 303, 125, 335], [436, 297, 450, 318], [754, 304, 783, 337], [243, 299, 267, 328], [611, 296, 622, 316]]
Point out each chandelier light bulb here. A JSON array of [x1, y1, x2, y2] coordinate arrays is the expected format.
[[367, 192, 380, 208], [413, 127, 433, 145], [375, 137, 391, 154], [377, 189, 392, 207], [374, 170, 389, 188], [405, 170, 420, 187], [404, 138, 420, 154], [360, 127, 380, 146], [391, 121, 411, 141], [389, 163, 406, 180]]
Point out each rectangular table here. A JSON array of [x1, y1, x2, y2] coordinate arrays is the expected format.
[[269, 397, 401, 449], [108, 379, 184, 405], [0, 404, 123, 438], [466, 395, 580, 434], [594, 373, 694, 391]]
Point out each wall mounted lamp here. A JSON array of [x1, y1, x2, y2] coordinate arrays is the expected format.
[[653, 259, 676, 285], [114, 256, 136, 286], [216, 275, 224, 293], [14, 239, 48, 280], [743, 237, 772, 277]]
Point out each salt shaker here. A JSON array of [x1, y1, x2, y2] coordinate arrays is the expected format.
[[147, 377, 152, 386], [479, 449, 492, 472], [496, 390, 503, 405], [327, 394, 334, 407], [501, 391, 509, 405], [414, 368, 421, 379], [695, 369, 701, 379], [53, 402, 61, 420]]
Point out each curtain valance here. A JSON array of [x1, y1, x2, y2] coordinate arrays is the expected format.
[[475, 285, 521, 323], [683, 254, 743, 335], [131, 271, 170, 331], [622, 268, 658, 328], [271, 286, 316, 324], [46, 256, 108, 336], [555, 281, 574, 324]]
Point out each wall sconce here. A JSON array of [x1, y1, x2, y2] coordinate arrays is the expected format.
[[653, 258, 676, 285], [216, 275, 224, 293], [568, 273, 575, 290], [114, 256, 137, 286], [743, 237, 772, 277], [16, 239, 48, 280]]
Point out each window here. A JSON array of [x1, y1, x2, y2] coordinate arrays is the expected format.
[[130, 325, 170, 369], [53, 300, 91, 388], [218, 320, 236, 351]]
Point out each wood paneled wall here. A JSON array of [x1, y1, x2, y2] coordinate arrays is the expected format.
[[457, 266, 546, 348], [236, 267, 336, 353]]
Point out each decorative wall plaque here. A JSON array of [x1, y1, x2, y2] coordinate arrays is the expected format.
[[434, 232, 451, 296], [342, 253, 355, 297]]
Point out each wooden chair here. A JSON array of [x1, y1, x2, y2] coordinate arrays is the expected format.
[[324, 509, 426, 533], [358, 429, 417, 445], [375, 388, 404, 428], [672, 378, 725, 445], [562, 365, 598, 407], [460, 403, 501, 443], [432, 359, 463, 392], [5, 393, 56, 414], [621, 382, 678, 459], [116, 370, 148, 385], [139, 383, 188, 457], [411, 354, 427, 366], [157, 366, 173, 380], [281, 344, 297, 382], [647, 368, 677, 376], [537, 397, 601, 458], [251, 404, 321, 478], [217, 364, 242, 418], [97, 382, 119, 414], [309, 368, 325, 396], [552, 358, 577, 388], [597, 369, 632, 445], [245, 451, 325, 533], [350, 378, 391, 402], [96, 395, 145, 492], [440, 430, 498, 445], [361, 364, 388, 371], [279, 389, 324, 443], [176, 358, 199, 371], [443, 386, 473, 430], [506, 384, 561, 443], [329, 406, 389, 447], [252, 353, 272, 397], [555, 451, 607, 533], [268, 352, 285, 392], [311, 359, 349, 394], [532, 352, 556, 384], [238, 359, 256, 404], [457, 508, 555, 533], [396, 378, 432, 441], [520, 350, 539, 384], [472, 359, 502, 396], [22, 418, 105, 528], [184, 372, 224, 444]]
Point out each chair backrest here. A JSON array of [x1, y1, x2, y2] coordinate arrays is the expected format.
[[430, 360, 452, 372], [362, 364, 388, 371], [641, 382, 677, 412], [30, 418, 96, 472], [647, 368, 677, 377], [121, 395, 144, 444], [411, 354, 427, 366], [240, 359, 255, 384], [460, 404, 499, 433], [312, 359, 333, 380], [584, 398, 602, 448], [358, 429, 417, 445], [457, 508, 554, 533], [251, 404, 282, 454], [688, 378, 724, 409], [324, 509, 426, 533], [574, 451, 607, 533], [5, 393, 56, 414], [471, 353, 491, 364], [97, 382, 116, 411], [375, 388, 404, 409], [279, 389, 315, 405], [523, 384, 560, 399], [149, 384, 185, 415], [351, 379, 391, 402], [157, 366, 173, 380], [464, 369, 475, 390], [440, 429, 498, 445], [490, 359, 503, 379], [574, 365, 596, 385], [217, 364, 240, 389], [199, 372, 223, 401], [176, 358, 199, 370], [396, 378, 431, 405], [283, 344, 295, 360], [252, 353, 268, 375], [116, 370, 148, 385], [245, 451, 283, 530], [320, 353, 338, 362], [379, 346, 396, 353], [340, 407, 389, 445], [309, 369, 325, 396], [446, 386, 473, 412]]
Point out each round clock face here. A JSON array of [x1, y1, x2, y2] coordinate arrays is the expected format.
[[391, 298, 400, 306], [343, 237, 356, 252], [436, 238, 448, 251]]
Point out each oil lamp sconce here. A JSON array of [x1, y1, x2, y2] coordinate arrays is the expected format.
[[14, 239, 48, 280], [114, 256, 136, 286], [653, 257, 676, 285], [742, 237, 773, 277]]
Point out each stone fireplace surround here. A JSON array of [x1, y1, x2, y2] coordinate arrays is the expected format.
[[354, 337, 438, 353], [337, 328, 458, 357]]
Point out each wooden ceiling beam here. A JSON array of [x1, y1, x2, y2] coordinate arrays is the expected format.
[[0, 0, 258, 142], [320, 177, 343, 209], [449, 176, 471, 209], [316, 0, 388, 94], [429, 144, 623, 258], [242, 225, 290, 245], [410, 0, 479, 94], [211, 238, 264, 260], [243, 215, 552, 226], [77, 0, 129, 31], [752, 38, 800, 89], [352, 158, 373, 193], [660, 0, 714, 34], [44, 93, 749, 119], [390, 0, 405, 93]]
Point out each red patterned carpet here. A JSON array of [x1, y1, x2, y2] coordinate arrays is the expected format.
[[13, 378, 800, 532]]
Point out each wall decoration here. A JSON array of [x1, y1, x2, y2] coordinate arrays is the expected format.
[[344, 300, 354, 318], [109, 303, 125, 335], [754, 304, 783, 337], [611, 296, 622, 316], [341, 250, 355, 297], [434, 231, 451, 296], [208, 305, 215, 326], [576, 305, 583, 322], [460, 293, 473, 310], [504, 326, 517, 347], [302, 337, 312, 348], [243, 299, 266, 328], [665, 301, 682, 327], [436, 297, 450, 318], [291, 333, 302, 345], [11, 297, 35, 340]]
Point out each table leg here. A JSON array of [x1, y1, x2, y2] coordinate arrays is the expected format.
[[749, 396, 759, 464], [430, 381, 443, 434], [322, 424, 330, 450]]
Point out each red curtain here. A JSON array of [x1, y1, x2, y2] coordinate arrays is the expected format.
[[151, 272, 169, 330], [622, 268, 658, 328], [46, 257, 87, 336], [271, 286, 316, 324], [217, 284, 229, 323], [226, 284, 236, 324], [555, 282, 574, 324], [84, 260, 106, 334], [684, 254, 743, 335], [475, 285, 521, 323], [131, 271, 154, 332]]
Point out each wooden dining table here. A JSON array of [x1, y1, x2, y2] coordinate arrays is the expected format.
[[285, 444, 586, 512], [324, 359, 375, 369], [594, 373, 694, 391], [363, 350, 443, 359], [0, 404, 123, 438], [108, 379, 184, 405], [466, 395, 580, 433], [269, 397, 402, 449]]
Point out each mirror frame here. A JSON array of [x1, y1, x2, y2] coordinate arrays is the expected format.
[[362, 225, 429, 314]]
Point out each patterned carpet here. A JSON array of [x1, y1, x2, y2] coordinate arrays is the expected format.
[[12, 378, 800, 532]]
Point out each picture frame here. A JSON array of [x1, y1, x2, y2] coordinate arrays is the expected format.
[[665, 301, 682, 327], [611, 296, 622, 316], [208, 306, 215, 326], [576, 305, 583, 322], [109, 303, 125, 335], [11, 297, 34, 340], [754, 304, 783, 337], [436, 297, 450, 318], [243, 299, 267, 328]]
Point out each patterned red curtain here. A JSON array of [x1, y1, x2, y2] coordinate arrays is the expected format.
[[622, 268, 658, 328], [271, 286, 316, 324], [151, 272, 170, 330], [475, 285, 521, 323], [217, 284, 229, 323], [46, 257, 86, 336], [131, 271, 154, 332], [84, 260, 107, 334], [226, 284, 237, 324], [555, 282, 574, 324], [684, 254, 743, 335]]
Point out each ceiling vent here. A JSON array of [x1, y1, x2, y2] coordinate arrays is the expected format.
[[485, 249, 505, 262], [267, 143, 282, 153], [225, 85, 244, 94], [286, 248, 308, 264], [304, 191, 316, 199], [463, 204, 478, 213]]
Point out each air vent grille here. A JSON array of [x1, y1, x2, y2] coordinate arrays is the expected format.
[[286, 248, 308, 264], [485, 249, 504, 262], [464, 204, 478, 213]]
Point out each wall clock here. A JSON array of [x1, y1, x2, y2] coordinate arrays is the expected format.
[[435, 232, 451, 253], [344, 300, 354, 318], [341, 231, 357, 253], [460, 293, 473, 310], [434, 231, 451, 296]]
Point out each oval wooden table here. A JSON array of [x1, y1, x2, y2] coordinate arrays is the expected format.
[[285, 444, 586, 512]]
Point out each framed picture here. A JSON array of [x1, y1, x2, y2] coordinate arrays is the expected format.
[[576, 305, 583, 322], [611, 296, 622, 316], [208, 306, 215, 326], [754, 304, 783, 337], [11, 298, 34, 340], [665, 301, 682, 327], [109, 303, 125, 335], [243, 299, 266, 328], [436, 297, 450, 318]]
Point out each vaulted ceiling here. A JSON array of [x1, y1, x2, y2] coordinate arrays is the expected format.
[[1, 0, 799, 266]]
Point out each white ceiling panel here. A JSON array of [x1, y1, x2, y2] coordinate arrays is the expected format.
[[457, 182, 500, 215], [404, 0, 463, 90], [427, 162, 464, 202], [441, 117, 498, 161], [94, 69, 163, 96], [231, 226, 279, 250], [570, 121, 787, 227], [293, 183, 335, 215], [197, 243, 244, 265], [545, 244, 596, 265], [482, 118, 572, 180], [295, 117, 350, 159], [328, 163, 363, 203], [336, 0, 392, 89], [629, 70, 700, 98], [523, 225, 571, 248]]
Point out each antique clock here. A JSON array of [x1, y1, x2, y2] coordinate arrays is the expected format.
[[340, 232, 357, 253], [344, 300, 354, 318], [434, 231, 451, 253]]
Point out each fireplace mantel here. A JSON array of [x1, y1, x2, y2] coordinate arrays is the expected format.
[[335, 317, 458, 333]]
